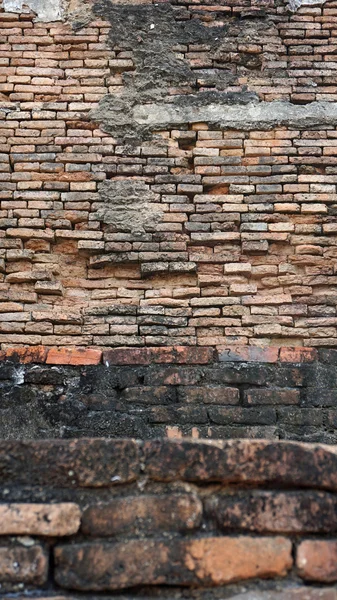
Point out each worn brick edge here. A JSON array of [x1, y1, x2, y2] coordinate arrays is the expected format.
[[0, 345, 320, 365]]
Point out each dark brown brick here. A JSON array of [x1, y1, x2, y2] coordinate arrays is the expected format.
[[179, 386, 240, 404], [103, 347, 214, 365], [0, 545, 47, 584], [0, 440, 139, 487], [81, 493, 202, 535], [245, 388, 300, 405], [206, 491, 337, 533], [143, 439, 337, 489]]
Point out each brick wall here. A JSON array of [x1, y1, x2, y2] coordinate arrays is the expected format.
[[0, 344, 336, 442], [1, 0, 337, 351], [0, 438, 334, 598]]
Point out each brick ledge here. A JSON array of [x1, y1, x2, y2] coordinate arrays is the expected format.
[[0, 345, 321, 365]]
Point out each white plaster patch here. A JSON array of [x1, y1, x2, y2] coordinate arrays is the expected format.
[[3, 0, 63, 21], [12, 366, 24, 385], [288, 0, 328, 11]]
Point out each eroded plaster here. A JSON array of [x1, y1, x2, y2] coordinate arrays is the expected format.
[[3, 0, 63, 20]]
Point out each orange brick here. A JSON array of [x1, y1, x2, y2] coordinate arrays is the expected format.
[[297, 541, 337, 583], [46, 347, 102, 365]]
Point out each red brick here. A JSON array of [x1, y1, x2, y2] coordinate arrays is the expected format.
[[46, 347, 102, 365], [54, 536, 292, 590], [3, 345, 48, 364], [297, 541, 337, 583], [279, 347, 318, 363]]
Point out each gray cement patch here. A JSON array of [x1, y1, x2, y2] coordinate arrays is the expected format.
[[93, 179, 163, 235], [94, 97, 337, 141], [134, 99, 337, 131]]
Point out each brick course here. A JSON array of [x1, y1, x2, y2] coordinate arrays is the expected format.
[[0, 348, 336, 442], [0, 439, 333, 597]]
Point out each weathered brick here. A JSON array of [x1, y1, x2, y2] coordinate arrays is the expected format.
[[279, 347, 318, 363], [207, 491, 337, 533], [218, 346, 279, 363], [103, 347, 214, 365], [144, 439, 337, 489], [0, 503, 81, 536], [0, 440, 139, 487], [0, 545, 47, 584], [2, 346, 48, 364], [54, 536, 292, 590], [245, 388, 300, 405], [81, 493, 202, 535], [222, 590, 337, 600], [208, 407, 276, 426], [47, 347, 102, 365], [179, 386, 240, 404], [297, 541, 337, 583]]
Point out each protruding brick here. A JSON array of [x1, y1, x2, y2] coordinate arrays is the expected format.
[[81, 493, 202, 536], [55, 536, 292, 590], [297, 541, 337, 582], [0, 503, 81, 536]]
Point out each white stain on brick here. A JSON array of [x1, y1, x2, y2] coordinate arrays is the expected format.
[[288, 0, 328, 10], [3, 0, 63, 21]]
